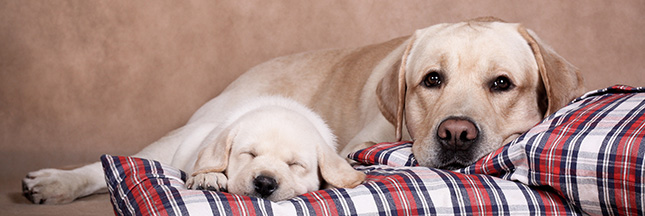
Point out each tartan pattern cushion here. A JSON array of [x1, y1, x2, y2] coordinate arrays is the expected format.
[[102, 155, 581, 215], [102, 85, 645, 215]]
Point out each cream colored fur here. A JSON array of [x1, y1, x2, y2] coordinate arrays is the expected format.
[[184, 96, 364, 201], [23, 18, 583, 204]]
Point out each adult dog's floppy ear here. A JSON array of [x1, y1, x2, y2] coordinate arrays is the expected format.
[[518, 26, 585, 117], [317, 141, 365, 188], [192, 127, 237, 175], [376, 34, 416, 141]]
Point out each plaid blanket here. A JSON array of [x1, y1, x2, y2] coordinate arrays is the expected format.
[[102, 85, 645, 215]]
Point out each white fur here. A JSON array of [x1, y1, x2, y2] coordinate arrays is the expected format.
[[23, 95, 354, 203]]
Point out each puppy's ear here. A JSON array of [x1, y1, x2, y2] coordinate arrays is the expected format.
[[192, 127, 237, 175], [518, 26, 585, 117], [376, 34, 416, 141], [317, 143, 365, 188]]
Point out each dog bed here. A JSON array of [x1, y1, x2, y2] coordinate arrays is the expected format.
[[101, 85, 644, 215]]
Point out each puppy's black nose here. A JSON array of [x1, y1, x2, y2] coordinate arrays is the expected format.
[[437, 118, 479, 150], [253, 175, 278, 198]]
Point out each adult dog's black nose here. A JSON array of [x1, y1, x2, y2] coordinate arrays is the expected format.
[[253, 175, 278, 198], [437, 118, 479, 150]]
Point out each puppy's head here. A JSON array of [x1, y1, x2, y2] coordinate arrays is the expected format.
[[378, 18, 584, 169], [199, 98, 365, 201]]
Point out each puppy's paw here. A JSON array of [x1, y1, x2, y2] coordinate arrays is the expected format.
[[186, 172, 228, 192], [22, 169, 82, 204]]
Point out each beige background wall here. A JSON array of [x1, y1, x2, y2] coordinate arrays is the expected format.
[[1, 0, 644, 211]]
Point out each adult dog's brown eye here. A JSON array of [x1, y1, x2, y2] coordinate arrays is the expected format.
[[423, 72, 442, 88], [491, 76, 513, 92]]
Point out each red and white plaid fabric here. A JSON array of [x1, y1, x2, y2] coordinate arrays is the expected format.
[[102, 85, 644, 215]]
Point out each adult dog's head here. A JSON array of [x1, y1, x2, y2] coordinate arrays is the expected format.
[[193, 97, 365, 201], [377, 18, 584, 170]]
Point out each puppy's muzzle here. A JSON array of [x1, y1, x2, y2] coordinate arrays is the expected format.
[[437, 117, 479, 151], [253, 175, 278, 198]]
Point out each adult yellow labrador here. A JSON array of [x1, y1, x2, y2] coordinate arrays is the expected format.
[[23, 17, 583, 204]]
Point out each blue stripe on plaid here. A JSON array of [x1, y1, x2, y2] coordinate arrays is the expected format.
[[203, 191, 235, 215], [101, 85, 645, 215]]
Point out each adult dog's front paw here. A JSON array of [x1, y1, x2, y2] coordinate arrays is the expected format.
[[22, 169, 81, 204], [186, 172, 228, 192]]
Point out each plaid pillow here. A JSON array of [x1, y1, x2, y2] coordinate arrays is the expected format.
[[349, 85, 645, 215], [102, 155, 580, 215], [102, 85, 644, 215]]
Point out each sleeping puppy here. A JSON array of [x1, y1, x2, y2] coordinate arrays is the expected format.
[[182, 96, 365, 201], [23, 96, 364, 204]]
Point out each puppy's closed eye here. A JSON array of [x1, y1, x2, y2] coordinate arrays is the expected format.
[[241, 151, 257, 158], [287, 160, 306, 171]]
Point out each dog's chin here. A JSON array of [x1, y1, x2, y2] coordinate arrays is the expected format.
[[415, 155, 473, 171], [413, 139, 491, 170], [436, 161, 471, 171], [436, 149, 476, 170], [420, 148, 478, 170]]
